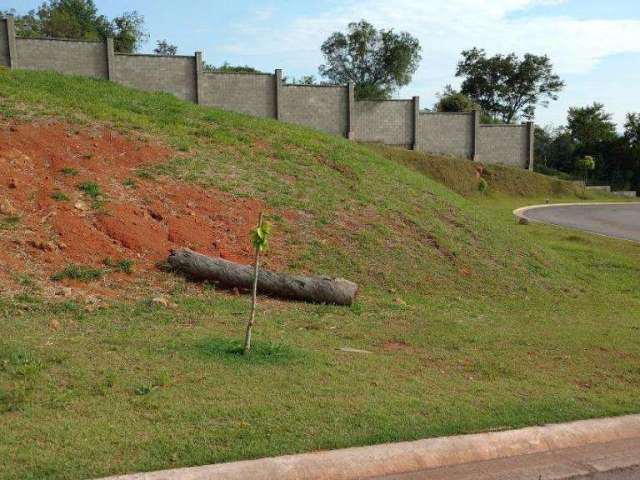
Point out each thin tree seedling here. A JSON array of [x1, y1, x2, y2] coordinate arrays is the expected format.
[[243, 212, 272, 355]]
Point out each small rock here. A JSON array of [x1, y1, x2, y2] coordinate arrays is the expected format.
[[57, 242, 68, 250], [152, 296, 170, 307], [55, 287, 73, 297], [49, 319, 61, 331], [74, 201, 89, 211], [0, 200, 17, 216], [86, 295, 100, 305]]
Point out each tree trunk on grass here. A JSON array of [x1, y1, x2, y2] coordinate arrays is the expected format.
[[167, 248, 358, 306]]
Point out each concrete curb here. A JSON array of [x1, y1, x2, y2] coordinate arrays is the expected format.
[[512, 201, 635, 225], [99, 414, 640, 480]]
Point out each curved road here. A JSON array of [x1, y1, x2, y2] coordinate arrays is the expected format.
[[517, 203, 640, 243]]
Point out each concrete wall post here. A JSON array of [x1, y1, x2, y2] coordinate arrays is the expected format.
[[527, 121, 535, 171], [6, 15, 17, 69], [194, 51, 203, 105], [274, 69, 282, 120], [347, 82, 355, 139], [105, 37, 115, 80], [412, 96, 420, 150], [472, 109, 480, 161]]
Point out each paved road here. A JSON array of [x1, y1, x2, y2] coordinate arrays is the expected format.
[[370, 437, 640, 480], [520, 203, 640, 242]]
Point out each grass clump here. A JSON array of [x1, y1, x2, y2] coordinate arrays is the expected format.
[[51, 264, 103, 282], [103, 257, 133, 274], [0, 215, 20, 230], [60, 167, 79, 176], [50, 190, 69, 201], [77, 181, 101, 199]]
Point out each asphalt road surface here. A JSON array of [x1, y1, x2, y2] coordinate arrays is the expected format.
[[520, 203, 640, 242]]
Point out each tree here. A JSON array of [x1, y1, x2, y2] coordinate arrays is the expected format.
[[319, 20, 421, 100], [434, 85, 477, 113], [244, 213, 271, 355], [154, 40, 177, 56], [456, 48, 564, 123], [575, 155, 595, 183], [567, 103, 617, 148], [2, 1, 147, 53], [111, 11, 146, 53], [624, 113, 640, 149]]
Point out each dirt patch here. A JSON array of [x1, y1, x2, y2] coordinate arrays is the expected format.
[[383, 340, 412, 352], [0, 119, 277, 298]]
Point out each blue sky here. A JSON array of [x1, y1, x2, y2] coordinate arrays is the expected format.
[[4, 0, 640, 129]]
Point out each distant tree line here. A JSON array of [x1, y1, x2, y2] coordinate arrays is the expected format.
[[535, 105, 640, 190], [1, 0, 147, 53]]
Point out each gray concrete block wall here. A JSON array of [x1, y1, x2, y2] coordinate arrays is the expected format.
[[200, 72, 276, 118], [113, 54, 197, 102], [418, 112, 474, 159], [477, 125, 529, 168], [0, 18, 9, 67], [280, 85, 348, 136], [353, 100, 414, 146], [15, 38, 108, 78], [0, 15, 534, 169]]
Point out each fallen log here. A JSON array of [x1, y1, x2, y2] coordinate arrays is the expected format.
[[167, 248, 358, 306]]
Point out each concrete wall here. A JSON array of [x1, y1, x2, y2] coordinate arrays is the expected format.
[[477, 125, 529, 168], [113, 53, 196, 102], [353, 100, 414, 146], [201, 72, 276, 118], [418, 112, 474, 159], [0, 18, 9, 67], [280, 85, 348, 136], [16, 38, 108, 78], [0, 16, 534, 169]]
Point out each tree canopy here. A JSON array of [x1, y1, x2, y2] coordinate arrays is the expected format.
[[456, 48, 564, 123], [319, 20, 421, 100], [154, 40, 177, 56], [2, 1, 147, 53]]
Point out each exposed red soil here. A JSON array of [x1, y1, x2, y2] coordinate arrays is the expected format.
[[0, 119, 271, 298]]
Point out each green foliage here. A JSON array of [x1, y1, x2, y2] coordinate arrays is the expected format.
[[319, 19, 421, 100], [575, 155, 596, 173], [50, 190, 69, 201], [204, 62, 265, 74], [60, 166, 79, 175], [0, 215, 20, 230], [434, 85, 477, 113], [103, 257, 133, 274], [456, 47, 564, 123], [153, 39, 177, 56], [51, 264, 103, 281], [478, 177, 488, 193], [77, 180, 101, 198], [567, 103, 617, 146], [250, 219, 272, 253], [3, 1, 147, 53]]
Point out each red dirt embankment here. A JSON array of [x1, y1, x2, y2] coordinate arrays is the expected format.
[[0, 120, 267, 297]]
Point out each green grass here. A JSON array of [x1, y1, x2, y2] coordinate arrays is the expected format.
[[60, 166, 79, 176], [0, 69, 639, 480], [50, 264, 104, 282], [102, 257, 134, 274], [77, 180, 101, 199], [50, 190, 69, 201]]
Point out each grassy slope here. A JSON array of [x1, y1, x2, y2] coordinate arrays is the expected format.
[[1, 69, 640, 480]]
